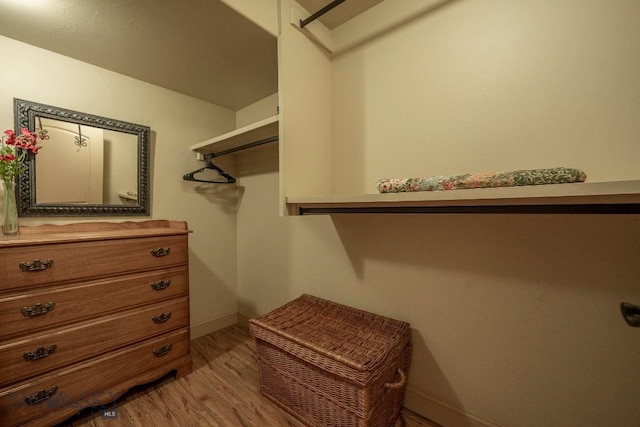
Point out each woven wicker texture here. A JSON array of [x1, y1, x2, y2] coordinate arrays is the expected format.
[[249, 294, 412, 427], [250, 294, 411, 375]]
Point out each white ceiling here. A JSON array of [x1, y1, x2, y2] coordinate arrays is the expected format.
[[0, 0, 383, 111]]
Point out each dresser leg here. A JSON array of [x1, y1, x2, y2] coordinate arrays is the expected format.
[[173, 355, 193, 379]]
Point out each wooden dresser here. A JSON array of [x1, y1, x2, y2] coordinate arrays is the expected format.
[[0, 220, 192, 427]]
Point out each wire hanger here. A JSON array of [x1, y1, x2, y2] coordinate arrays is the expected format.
[[182, 134, 278, 184], [182, 154, 236, 184]]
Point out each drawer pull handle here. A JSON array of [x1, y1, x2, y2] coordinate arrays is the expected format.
[[150, 247, 171, 257], [151, 279, 172, 290], [153, 344, 172, 357], [19, 259, 54, 272], [21, 302, 56, 317], [25, 386, 58, 405], [152, 312, 172, 324], [24, 345, 58, 361]]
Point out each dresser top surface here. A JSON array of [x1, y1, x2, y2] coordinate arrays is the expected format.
[[0, 220, 190, 248]]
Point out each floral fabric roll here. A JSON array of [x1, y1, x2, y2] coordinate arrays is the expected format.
[[377, 167, 587, 193]]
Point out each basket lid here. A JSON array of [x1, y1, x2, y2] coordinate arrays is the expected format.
[[250, 294, 411, 373]]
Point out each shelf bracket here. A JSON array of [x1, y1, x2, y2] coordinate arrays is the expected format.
[[300, 0, 346, 28]]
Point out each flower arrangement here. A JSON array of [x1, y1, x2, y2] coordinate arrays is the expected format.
[[1, 127, 49, 236], [0, 128, 49, 184]]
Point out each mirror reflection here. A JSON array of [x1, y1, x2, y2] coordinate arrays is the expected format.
[[15, 98, 150, 217], [36, 118, 139, 205]]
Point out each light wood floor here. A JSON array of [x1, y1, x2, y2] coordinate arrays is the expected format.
[[57, 325, 439, 427]]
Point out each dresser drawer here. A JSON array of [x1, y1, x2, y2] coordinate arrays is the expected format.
[[0, 267, 188, 340], [0, 235, 188, 291], [0, 329, 189, 427], [0, 298, 188, 386]]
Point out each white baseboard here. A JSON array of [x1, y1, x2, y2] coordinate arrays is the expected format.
[[190, 311, 238, 339], [404, 384, 501, 427]]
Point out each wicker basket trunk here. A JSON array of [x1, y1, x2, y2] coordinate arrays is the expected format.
[[249, 294, 412, 427]]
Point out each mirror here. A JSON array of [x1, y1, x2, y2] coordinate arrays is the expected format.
[[14, 98, 150, 216]]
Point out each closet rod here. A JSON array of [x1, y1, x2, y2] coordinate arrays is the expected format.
[[207, 135, 278, 158], [300, 0, 346, 28], [295, 203, 640, 215], [183, 136, 278, 184]]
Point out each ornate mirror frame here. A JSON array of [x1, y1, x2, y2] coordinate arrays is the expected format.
[[14, 98, 151, 216]]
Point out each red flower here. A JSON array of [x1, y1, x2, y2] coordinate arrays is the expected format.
[[4, 131, 17, 145], [1, 127, 48, 181]]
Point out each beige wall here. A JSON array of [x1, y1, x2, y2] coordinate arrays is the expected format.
[[236, 93, 279, 128], [0, 35, 239, 337], [238, 191, 640, 427], [331, 0, 640, 194], [278, 0, 334, 203], [237, 1, 640, 426]]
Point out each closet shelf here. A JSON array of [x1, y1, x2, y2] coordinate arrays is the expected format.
[[190, 115, 279, 157], [286, 180, 640, 215]]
